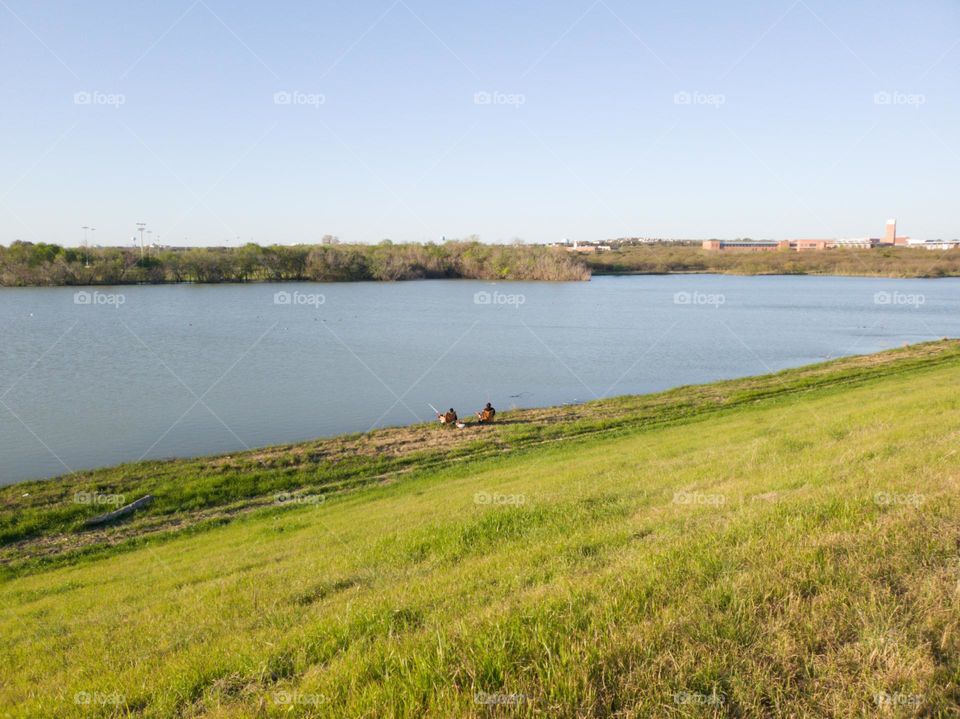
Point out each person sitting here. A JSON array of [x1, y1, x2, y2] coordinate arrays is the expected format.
[[476, 402, 496, 423], [438, 408, 458, 425]]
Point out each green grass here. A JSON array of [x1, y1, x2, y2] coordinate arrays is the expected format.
[[3, 342, 960, 716]]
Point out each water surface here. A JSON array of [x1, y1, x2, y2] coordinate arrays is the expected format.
[[1, 275, 957, 485]]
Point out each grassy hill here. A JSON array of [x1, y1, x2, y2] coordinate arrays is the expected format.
[[3, 341, 960, 717]]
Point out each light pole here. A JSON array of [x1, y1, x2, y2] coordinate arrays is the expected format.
[[136, 222, 147, 261], [81, 226, 92, 267]]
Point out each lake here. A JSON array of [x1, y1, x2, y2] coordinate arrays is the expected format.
[[1, 275, 957, 485]]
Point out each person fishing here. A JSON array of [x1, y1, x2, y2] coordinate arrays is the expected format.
[[438, 407, 458, 425], [476, 402, 496, 424]]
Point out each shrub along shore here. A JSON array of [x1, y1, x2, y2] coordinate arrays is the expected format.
[[7, 239, 960, 288], [0, 240, 590, 286]]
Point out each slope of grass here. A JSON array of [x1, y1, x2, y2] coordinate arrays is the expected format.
[[4, 340, 959, 576], [2, 343, 960, 716]]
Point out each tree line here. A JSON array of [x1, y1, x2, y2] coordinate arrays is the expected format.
[[0, 240, 591, 286]]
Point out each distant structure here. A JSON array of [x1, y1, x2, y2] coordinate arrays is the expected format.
[[834, 237, 877, 249], [702, 239, 827, 252], [702, 240, 783, 252], [557, 240, 612, 253], [702, 219, 928, 252]]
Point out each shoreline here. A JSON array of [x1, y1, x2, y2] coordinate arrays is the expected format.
[[3, 338, 958, 574], [591, 269, 960, 279]]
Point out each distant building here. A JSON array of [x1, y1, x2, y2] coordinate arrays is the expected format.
[[702, 239, 828, 252], [835, 237, 878, 249], [911, 240, 960, 251], [702, 240, 780, 252], [565, 241, 611, 253], [702, 219, 915, 252], [884, 219, 897, 245], [791, 239, 831, 251]]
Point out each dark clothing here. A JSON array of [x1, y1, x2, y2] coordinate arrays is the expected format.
[[477, 405, 496, 423]]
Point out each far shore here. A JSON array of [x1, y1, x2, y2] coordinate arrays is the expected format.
[[5, 240, 960, 286], [4, 267, 960, 289]]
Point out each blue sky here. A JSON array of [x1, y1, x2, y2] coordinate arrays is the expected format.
[[0, 0, 957, 246]]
